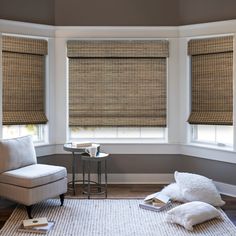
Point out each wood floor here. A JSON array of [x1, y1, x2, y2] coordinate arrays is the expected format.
[[0, 184, 236, 229]]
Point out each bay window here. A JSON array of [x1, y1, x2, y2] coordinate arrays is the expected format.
[[188, 36, 233, 147], [67, 40, 169, 140], [2, 35, 48, 142]]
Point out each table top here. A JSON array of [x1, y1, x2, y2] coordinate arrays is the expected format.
[[81, 152, 110, 161], [63, 143, 100, 153]]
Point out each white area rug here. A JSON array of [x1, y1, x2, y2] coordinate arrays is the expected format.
[[1, 199, 236, 236]]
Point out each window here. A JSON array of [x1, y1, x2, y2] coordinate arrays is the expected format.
[[192, 125, 233, 147], [188, 36, 233, 147], [67, 40, 169, 140], [2, 35, 48, 142], [2, 125, 45, 143], [69, 127, 166, 140]]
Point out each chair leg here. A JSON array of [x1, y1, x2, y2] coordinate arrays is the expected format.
[[26, 205, 33, 219], [60, 194, 64, 206]]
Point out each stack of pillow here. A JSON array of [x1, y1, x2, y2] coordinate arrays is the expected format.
[[161, 171, 224, 231]]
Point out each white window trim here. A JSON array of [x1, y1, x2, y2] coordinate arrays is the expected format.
[[1, 32, 52, 145], [185, 33, 235, 149], [1, 19, 236, 164], [191, 125, 233, 148]]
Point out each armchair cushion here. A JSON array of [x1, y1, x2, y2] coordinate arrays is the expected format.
[[0, 136, 37, 173], [0, 164, 67, 188]]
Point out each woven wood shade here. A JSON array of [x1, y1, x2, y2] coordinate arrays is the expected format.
[[2, 36, 48, 125], [67, 40, 169, 58], [188, 36, 233, 55], [68, 40, 168, 127], [2, 35, 47, 55], [188, 36, 233, 125]]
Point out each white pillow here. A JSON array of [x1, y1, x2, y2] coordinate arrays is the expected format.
[[0, 135, 37, 173], [175, 171, 225, 207], [166, 201, 221, 231], [160, 183, 186, 203]]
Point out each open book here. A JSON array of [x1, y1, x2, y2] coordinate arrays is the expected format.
[[139, 192, 171, 212], [18, 221, 54, 234], [144, 192, 170, 206]]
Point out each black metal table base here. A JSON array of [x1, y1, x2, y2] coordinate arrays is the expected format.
[[81, 153, 109, 199], [63, 143, 109, 198], [82, 159, 108, 199], [82, 183, 106, 196]]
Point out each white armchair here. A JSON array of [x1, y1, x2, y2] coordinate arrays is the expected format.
[[0, 136, 67, 218]]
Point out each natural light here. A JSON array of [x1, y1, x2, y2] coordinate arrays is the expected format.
[[192, 125, 233, 147], [69, 127, 166, 140], [3, 125, 45, 143]]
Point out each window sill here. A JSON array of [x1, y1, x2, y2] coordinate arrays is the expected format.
[[34, 141, 50, 147], [34, 143, 56, 157], [181, 142, 236, 164], [188, 141, 234, 152], [35, 141, 236, 164], [69, 138, 168, 144]]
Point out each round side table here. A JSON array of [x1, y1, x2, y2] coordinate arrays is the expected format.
[[63, 143, 100, 195], [81, 152, 110, 199]]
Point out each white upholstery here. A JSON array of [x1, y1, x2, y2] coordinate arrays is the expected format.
[[0, 136, 67, 210], [0, 164, 67, 188], [0, 136, 37, 173], [0, 178, 67, 205]]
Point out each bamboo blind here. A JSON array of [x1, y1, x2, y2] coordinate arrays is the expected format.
[[2, 35, 47, 55], [67, 40, 168, 127], [188, 36, 233, 125], [67, 40, 169, 58], [2, 36, 48, 125]]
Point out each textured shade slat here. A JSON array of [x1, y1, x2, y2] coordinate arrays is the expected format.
[[69, 57, 166, 127], [67, 40, 169, 58], [3, 112, 48, 125], [188, 37, 233, 125], [188, 112, 232, 126], [69, 117, 166, 127], [3, 50, 48, 125], [188, 36, 233, 55], [2, 35, 48, 55]]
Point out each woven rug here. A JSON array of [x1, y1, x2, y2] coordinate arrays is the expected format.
[[1, 199, 236, 236]]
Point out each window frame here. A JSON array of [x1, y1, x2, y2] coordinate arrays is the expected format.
[[66, 39, 170, 143], [1, 33, 50, 144], [187, 34, 235, 150], [191, 124, 233, 148], [68, 126, 167, 143]]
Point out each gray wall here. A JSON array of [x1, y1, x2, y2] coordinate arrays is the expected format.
[[1, 0, 236, 26], [38, 154, 236, 185], [179, 0, 236, 25], [0, 0, 54, 25], [54, 0, 179, 26]]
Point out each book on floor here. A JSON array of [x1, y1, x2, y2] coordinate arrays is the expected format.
[[18, 221, 55, 234], [139, 192, 171, 212], [23, 217, 48, 228], [139, 201, 171, 212], [144, 192, 170, 206]]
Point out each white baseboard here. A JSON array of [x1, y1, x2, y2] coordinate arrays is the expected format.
[[215, 181, 236, 198], [67, 173, 174, 184], [67, 173, 236, 197]]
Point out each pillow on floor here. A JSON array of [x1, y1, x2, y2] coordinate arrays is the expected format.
[[166, 201, 221, 231], [160, 183, 186, 203], [175, 171, 225, 207]]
